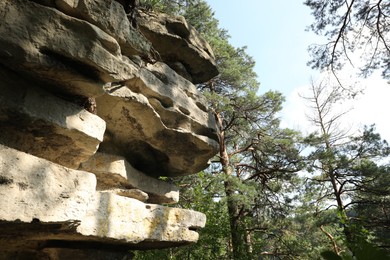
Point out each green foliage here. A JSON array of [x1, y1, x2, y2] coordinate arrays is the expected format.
[[351, 160, 390, 251], [321, 240, 389, 260], [302, 80, 390, 257], [140, 0, 191, 14], [321, 251, 343, 260], [304, 0, 390, 79], [133, 172, 231, 260]]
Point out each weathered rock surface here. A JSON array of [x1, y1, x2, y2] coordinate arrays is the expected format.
[[0, 144, 97, 223], [80, 152, 179, 204], [97, 62, 218, 177], [0, 67, 106, 169], [104, 188, 149, 202], [0, 0, 218, 177], [54, 0, 152, 58], [0, 145, 206, 251], [137, 10, 219, 83], [78, 192, 205, 244], [0, 0, 139, 97], [0, 0, 218, 257]]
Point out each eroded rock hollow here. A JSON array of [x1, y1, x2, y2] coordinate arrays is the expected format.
[[0, 0, 219, 258]]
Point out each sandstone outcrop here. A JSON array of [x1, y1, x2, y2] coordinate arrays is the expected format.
[[0, 0, 218, 258], [0, 145, 205, 252], [97, 62, 218, 177]]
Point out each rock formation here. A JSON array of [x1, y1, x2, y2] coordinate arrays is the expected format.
[[0, 0, 219, 259]]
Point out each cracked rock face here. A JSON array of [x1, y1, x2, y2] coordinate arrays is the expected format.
[[0, 0, 218, 257]]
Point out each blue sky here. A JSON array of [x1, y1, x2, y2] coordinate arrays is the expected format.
[[206, 0, 318, 95], [205, 0, 390, 142]]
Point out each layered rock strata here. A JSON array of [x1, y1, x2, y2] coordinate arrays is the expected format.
[[0, 0, 218, 258]]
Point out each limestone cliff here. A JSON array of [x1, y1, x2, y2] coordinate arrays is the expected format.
[[0, 0, 219, 259]]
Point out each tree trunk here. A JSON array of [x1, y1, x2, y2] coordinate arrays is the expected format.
[[215, 112, 250, 259], [316, 95, 356, 255], [245, 228, 253, 255], [224, 179, 248, 259]]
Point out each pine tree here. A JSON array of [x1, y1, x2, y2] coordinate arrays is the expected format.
[[302, 78, 390, 258], [135, 1, 304, 259]]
